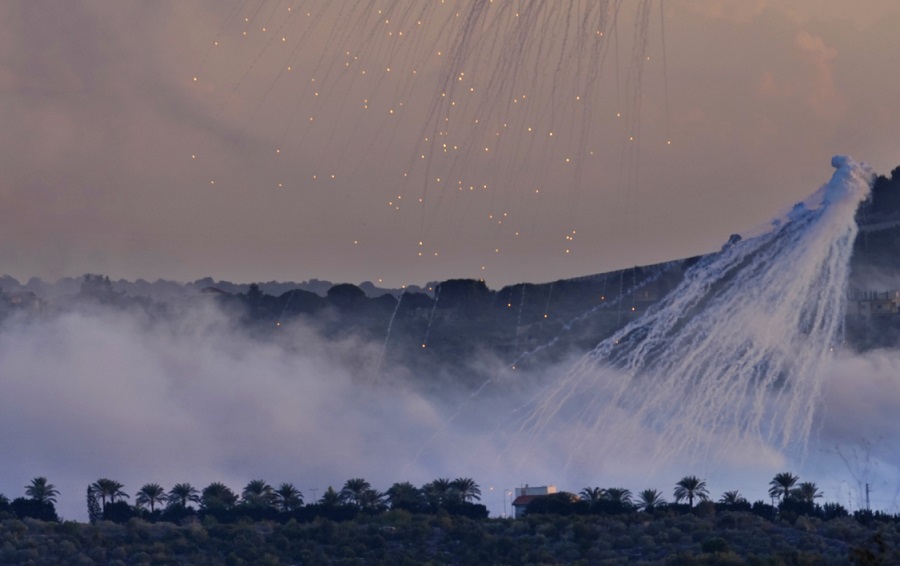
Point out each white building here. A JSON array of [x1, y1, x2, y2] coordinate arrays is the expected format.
[[511, 485, 557, 518]]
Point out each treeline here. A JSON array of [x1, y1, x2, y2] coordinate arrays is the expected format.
[[0, 476, 488, 526], [3, 474, 900, 564], [526, 473, 900, 530], [4, 472, 899, 528]]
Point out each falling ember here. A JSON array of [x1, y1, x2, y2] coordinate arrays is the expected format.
[[188, 0, 673, 286]]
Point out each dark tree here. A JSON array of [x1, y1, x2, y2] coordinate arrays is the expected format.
[[201, 482, 238, 510], [674, 476, 709, 508], [136, 483, 168, 513], [318, 486, 342, 507], [339, 478, 373, 508], [327, 283, 367, 310], [637, 489, 666, 512], [524, 492, 582, 516], [422, 478, 454, 510], [273, 483, 303, 512], [86, 486, 102, 524], [386, 482, 426, 512], [579, 487, 605, 507], [718, 490, 747, 505], [102, 500, 134, 524], [79, 274, 119, 303], [167, 483, 201, 509], [24, 477, 59, 505], [450, 477, 481, 502], [823, 502, 849, 520], [241, 479, 276, 508], [91, 478, 128, 507], [768, 472, 799, 502], [10, 497, 59, 522], [791, 481, 823, 503]]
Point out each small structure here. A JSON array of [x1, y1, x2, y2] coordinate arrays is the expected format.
[[4, 291, 41, 314], [847, 290, 900, 318], [511, 485, 557, 519]]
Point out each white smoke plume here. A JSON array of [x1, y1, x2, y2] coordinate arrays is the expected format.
[[2, 159, 899, 520]]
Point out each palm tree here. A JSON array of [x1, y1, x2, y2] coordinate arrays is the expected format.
[[673, 475, 709, 508], [636, 489, 666, 511], [791, 482, 823, 503], [604, 488, 633, 505], [719, 490, 747, 505], [135, 483, 168, 512], [768, 472, 799, 502], [25, 477, 59, 505], [357, 487, 386, 512], [91, 478, 129, 507], [167, 483, 201, 509], [339, 478, 372, 507], [241, 479, 276, 508], [318, 486, 342, 507], [273, 483, 303, 512], [201, 482, 238, 510], [450, 478, 482, 502], [422, 478, 453, 509], [579, 487, 605, 506], [386, 482, 424, 511]]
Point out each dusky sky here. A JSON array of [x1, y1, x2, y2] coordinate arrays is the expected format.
[[3, 1, 899, 288]]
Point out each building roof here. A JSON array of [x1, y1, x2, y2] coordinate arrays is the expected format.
[[511, 495, 540, 507]]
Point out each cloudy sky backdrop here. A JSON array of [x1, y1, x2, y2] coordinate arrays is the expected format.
[[3, 1, 900, 288]]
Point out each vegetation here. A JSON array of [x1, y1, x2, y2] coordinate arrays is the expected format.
[[769, 471, 800, 502], [134, 483, 167, 513], [637, 489, 667, 512], [23, 477, 58, 505], [673, 475, 709, 508], [2, 472, 900, 563]]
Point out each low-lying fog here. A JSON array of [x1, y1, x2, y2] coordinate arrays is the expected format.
[[1, 301, 898, 520]]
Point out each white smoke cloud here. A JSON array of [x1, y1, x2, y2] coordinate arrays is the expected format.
[[2, 295, 899, 521], [810, 350, 900, 511], [0, 302, 567, 520]]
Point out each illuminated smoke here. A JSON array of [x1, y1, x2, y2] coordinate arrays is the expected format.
[[515, 156, 875, 467]]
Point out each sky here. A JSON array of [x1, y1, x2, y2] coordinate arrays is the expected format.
[[2, 0, 900, 290], [3, 2, 900, 521]]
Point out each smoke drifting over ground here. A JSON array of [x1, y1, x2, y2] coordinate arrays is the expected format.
[[3, 158, 900, 519], [1, 291, 899, 520], [0, 303, 512, 520]]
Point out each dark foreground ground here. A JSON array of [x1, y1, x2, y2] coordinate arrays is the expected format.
[[1, 507, 898, 565]]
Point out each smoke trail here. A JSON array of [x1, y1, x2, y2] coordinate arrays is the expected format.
[[516, 156, 874, 468], [190, 2, 665, 280]]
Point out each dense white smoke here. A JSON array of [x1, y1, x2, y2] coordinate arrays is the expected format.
[[0, 303, 528, 520], [2, 158, 899, 519], [2, 296, 897, 521], [509, 157, 885, 475]]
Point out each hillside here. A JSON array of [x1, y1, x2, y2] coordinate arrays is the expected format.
[[1, 506, 898, 565], [2, 167, 900, 385]]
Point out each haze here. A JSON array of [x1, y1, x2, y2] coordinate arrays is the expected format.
[[2, 1, 899, 287]]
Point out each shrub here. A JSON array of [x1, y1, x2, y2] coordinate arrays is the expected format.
[[9, 498, 58, 522], [102, 501, 134, 524], [701, 536, 731, 553]]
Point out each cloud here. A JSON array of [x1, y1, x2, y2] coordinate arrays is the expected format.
[[754, 29, 842, 121], [820, 350, 900, 447], [794, 30, 843, 117], [2, 295, 900, 520], [3, 2, 900, 287], [681, 0, 769, 24], [0, 302, 561, 520]]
